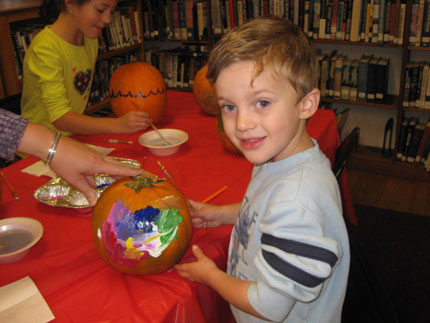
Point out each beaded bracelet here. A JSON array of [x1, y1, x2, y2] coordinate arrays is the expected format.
[[46, 132, 61, 166]]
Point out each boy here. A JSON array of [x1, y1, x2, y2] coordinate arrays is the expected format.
[[175, 17, 350, 322]]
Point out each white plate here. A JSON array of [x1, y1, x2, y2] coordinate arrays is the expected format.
[[0, 217, 43, 264]]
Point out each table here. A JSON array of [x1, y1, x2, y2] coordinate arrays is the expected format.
[[0, 91, 355, 322]]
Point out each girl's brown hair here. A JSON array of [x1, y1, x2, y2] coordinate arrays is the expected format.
[[207, 16, 319, 99]]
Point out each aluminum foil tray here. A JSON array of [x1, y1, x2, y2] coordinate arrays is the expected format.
[[33, 157, 141, 208]]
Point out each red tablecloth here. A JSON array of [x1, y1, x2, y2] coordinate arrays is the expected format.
[[0, 91, 355, 322]]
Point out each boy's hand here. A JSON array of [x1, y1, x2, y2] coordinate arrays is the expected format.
[[175, 245, 219, 284], [189, 200, 224, 228]]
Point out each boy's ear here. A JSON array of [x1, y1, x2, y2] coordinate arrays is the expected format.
[[299, 88, 320, 120]]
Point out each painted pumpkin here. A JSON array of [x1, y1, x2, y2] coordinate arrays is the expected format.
[[92, 171, 192, 275], [192, 65, 219, 116], [216, 110, 242, 155], [109, 62, 167, 123]]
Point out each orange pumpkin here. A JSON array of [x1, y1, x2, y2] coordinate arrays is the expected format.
[[192, 65, 219, 116], [92, 171, 192, 275], [216, 110, 242, 155], [109, 62, 167, 123]]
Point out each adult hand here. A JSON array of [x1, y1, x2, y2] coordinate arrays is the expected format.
[[50, 135, 142, 205]]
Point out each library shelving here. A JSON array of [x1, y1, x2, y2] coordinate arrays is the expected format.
[[141, 0, 430, 180]]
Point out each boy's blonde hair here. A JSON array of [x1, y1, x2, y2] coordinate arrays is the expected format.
[[207, 16, 319, 99]]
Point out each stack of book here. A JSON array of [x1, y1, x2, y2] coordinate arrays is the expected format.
[[143, 0, 209, 41], [402, 60, 430, 109], [98, 6, 143, 53], [318, 50, 389, 103], [397, 116, 430, 171], [144, 47, 206, 89], [10, 21, 44, 80], [408, 0, 430, 47], [207, 0, 407, 45]]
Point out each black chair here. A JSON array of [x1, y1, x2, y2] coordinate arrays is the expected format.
[[333, 127, 360, 179]]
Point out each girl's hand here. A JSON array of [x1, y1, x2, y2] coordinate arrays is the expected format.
[[117, 110, 152, 133], [175, 245, 219, 284]]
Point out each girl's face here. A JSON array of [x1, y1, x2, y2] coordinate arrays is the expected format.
[[69, 0, 117, 39], [215, 61, 316, 165]]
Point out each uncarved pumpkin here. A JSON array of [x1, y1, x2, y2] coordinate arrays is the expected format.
[[92, 171, 192, 275], [216, 110, 242, 155], [192, 65, 219, 116], [109, 62, 167, 123]]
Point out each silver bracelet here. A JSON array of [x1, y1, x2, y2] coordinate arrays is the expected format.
[[46, 132, 61, 166]]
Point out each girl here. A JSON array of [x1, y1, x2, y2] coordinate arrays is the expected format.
[[21, 0, 152, 136]]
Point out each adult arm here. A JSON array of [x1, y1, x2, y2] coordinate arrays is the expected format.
[[17, 122, 143, 205], [0, 109, 28, 160]]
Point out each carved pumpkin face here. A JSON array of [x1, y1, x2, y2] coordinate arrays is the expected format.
[[92, 171, 192, 275], [193, 65, 219, 116], [109, 62, 167, 123]]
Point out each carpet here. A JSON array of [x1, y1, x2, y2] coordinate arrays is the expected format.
[[350, 204, 430, 323]]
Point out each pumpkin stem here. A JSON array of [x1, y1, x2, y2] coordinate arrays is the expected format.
[[126, 173, 164, 193]]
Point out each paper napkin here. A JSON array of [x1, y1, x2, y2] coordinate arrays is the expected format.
[[0, 276, 55, 323]]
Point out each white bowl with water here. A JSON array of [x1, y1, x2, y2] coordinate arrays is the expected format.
[[138, 128, 189, 156]]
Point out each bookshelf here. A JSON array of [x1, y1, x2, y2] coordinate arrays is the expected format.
[[141, 0, 211, 91], [0, 0, 145, 114], [141, 0, 430, 180]]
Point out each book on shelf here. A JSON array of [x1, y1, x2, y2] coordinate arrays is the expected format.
[[328, 50, 339, 98], [415, 0, 425, 46], [334, 54, 344, 99], [396, 0, 406, 45], [408, 62, 421, 108], [371, 0, 380, 43], [406, 121, 425, 162], [401, 117, 418, 162], [415, 119, 430, 163], [397, 117, 410, 160], [375, 57, 389, 102], [417, 63, 429, 108], [349, 59, 359, 101], [409, 0, 420, 45], [349, 0, 364, 42], [426, 62, 430, 108], [366, 56, 380, 101], [341, 57, 352, 100], [421, 0, 430, 46], [383, 0, 391, 42], [403, 62, 413, 107], [358, 54, 372, 101]]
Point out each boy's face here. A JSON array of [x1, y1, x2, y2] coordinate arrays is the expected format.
[[215, 61, 314, 164], [69, 0, 117, 39]]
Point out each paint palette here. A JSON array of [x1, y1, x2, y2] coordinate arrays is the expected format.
[[33, 157, 141, 208], [0, 217, 43, 264]]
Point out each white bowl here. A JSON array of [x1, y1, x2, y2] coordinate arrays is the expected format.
[[0, 217, 43, 264], [138, 129, 189, 156]]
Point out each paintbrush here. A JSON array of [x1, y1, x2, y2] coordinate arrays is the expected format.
[[0, 172, 19, 200], [151, 123, 171, 146], [157, 160, 189, 204]]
